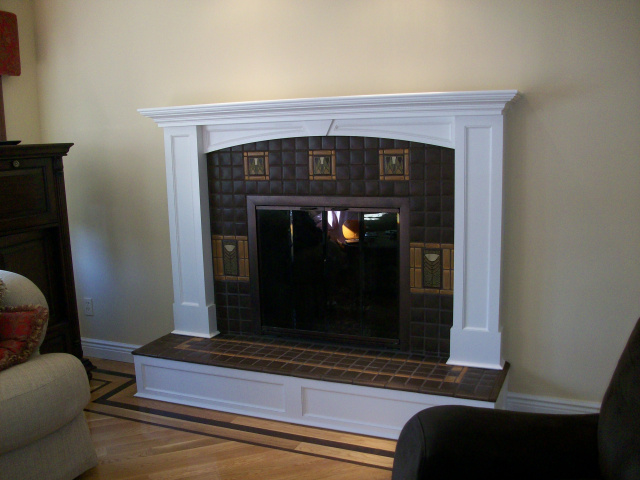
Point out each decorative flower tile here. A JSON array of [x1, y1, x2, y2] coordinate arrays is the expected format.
[[222, 239, 239, 276], [410, 243, 453, 294], [212, 235, 249, 281], [423, 248, 442, 288], [309, 150, 336, 180], [379, 148, 410, 181], [244, 152, 269, 180]]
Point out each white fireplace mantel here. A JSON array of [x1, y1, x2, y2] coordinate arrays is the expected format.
[[140, 90, 519, 370]]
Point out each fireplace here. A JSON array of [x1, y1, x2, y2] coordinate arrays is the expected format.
[[248, 195, 407, 349], [139, 90, 519, 369], [135, 91, 519, 438]]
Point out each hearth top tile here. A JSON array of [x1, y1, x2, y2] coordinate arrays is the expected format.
[[133, 333, 509, 403]]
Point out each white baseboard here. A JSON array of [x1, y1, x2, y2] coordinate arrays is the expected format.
[[81, 337, 141, 364], [506, 392, 600, 414]]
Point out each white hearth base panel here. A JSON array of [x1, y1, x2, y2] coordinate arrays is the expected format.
[[133, 355, 507, 440]]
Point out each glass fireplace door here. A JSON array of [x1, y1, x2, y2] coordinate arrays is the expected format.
[[256, 206, 399, 346]]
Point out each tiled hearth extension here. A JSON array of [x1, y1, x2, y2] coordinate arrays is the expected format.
[[133, 334, 508, 403]]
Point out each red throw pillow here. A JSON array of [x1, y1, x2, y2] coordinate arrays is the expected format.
[[0, 305, 48, 372]]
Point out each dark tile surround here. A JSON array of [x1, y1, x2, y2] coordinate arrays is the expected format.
[[208, 136, 455, 357]]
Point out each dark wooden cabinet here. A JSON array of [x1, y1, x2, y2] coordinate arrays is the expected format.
[[0, 143, 92, 372]]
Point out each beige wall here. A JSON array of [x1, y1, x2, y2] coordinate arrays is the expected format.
[[5, 0, 639, 403]]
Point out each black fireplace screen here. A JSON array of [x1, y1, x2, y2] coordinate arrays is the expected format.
[[255, 205, 400, 346]]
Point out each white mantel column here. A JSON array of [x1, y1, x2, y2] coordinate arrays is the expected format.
[[448, 115, 505, 369], [163, 125, 218, 338]]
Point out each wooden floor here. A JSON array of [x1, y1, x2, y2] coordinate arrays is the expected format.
[[79, 358, 395, 479]]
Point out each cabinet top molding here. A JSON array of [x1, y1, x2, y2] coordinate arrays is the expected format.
[[0, 143, 73, 158], [139, 90, 520, 128]]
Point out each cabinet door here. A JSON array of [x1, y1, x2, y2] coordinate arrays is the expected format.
[[0, 229, 73, 354], [0, 158, 58, 232]]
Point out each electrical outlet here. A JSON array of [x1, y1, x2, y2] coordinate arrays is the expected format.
[[83, 297, 94, 316]]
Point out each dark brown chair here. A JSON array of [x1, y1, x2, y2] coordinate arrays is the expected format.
[[392, 317, 640, 480]]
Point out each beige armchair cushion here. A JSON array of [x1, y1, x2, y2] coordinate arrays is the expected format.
[[0, 353, 91, 454], [0, 414, 98, 480]]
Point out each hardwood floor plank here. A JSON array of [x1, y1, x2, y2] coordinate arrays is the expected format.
[[93, 358, 136, 374], [79, 358, 395, 480], [115, 387, 242, 425], [88, 441, 275, 479], [97, 430, 226, 461], [230, 416, 396, 453], [294, 443, 394, 469], [86, 403, 308, 452]]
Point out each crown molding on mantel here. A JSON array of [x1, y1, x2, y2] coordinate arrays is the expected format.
[[139, 90, 520, 128]]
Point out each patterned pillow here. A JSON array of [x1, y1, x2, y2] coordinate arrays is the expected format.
[[0, 305, 48, 372], [0, 277, 6, 305]]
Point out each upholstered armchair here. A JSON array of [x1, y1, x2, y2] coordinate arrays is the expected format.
[[392, 317, 640, 480], [0, 270, 97, 480]]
